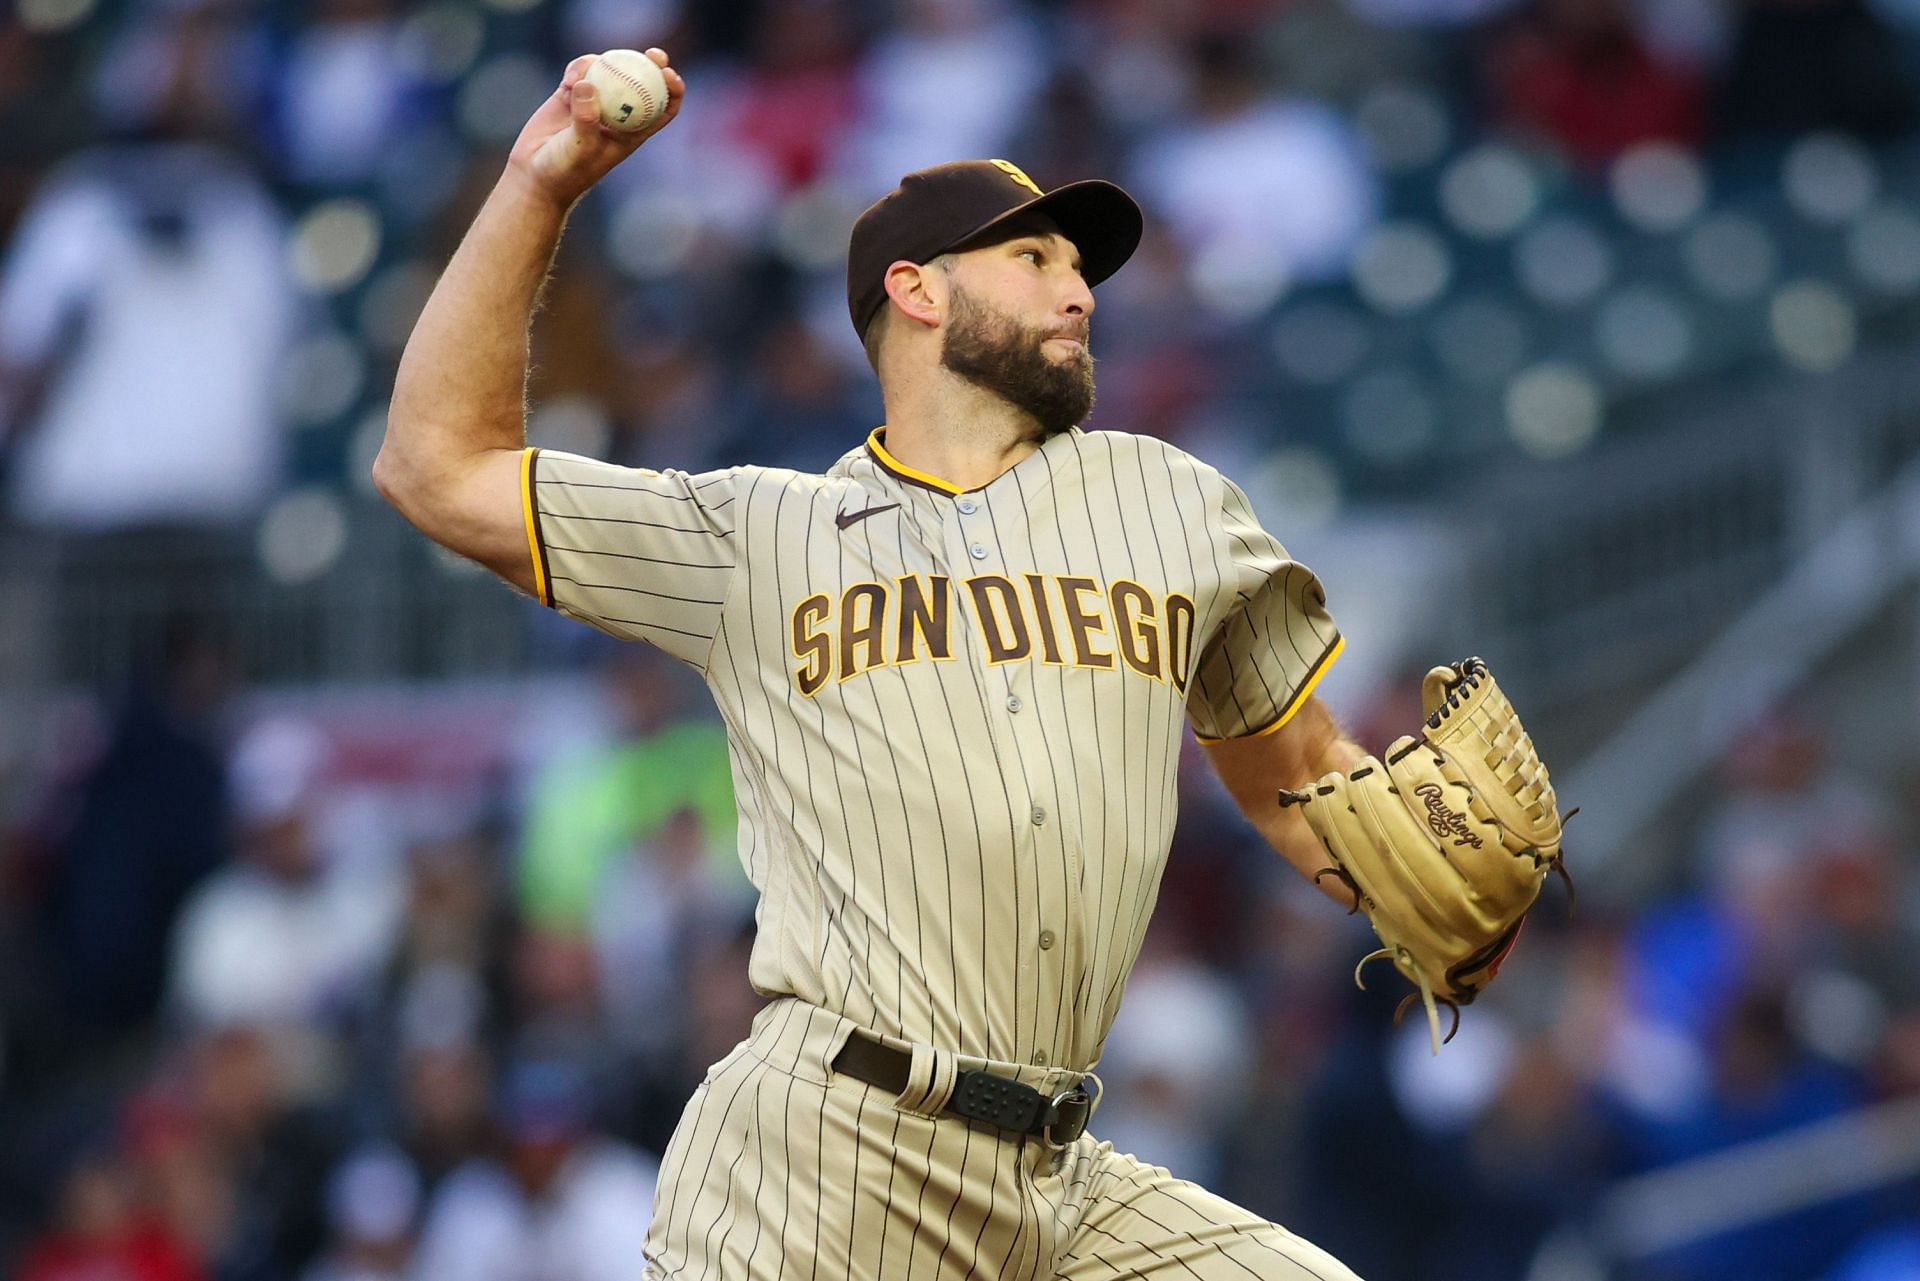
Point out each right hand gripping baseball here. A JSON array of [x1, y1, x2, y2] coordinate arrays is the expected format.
[[508, 49, 684, 209]]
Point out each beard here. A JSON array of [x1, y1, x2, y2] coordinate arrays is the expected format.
[[939, 285, 1095, 436]]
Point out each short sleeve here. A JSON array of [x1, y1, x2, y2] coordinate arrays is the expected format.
[[0, 177, 105, 366], [1187, 476, 1343, 742], [524, 447, 742, 670]]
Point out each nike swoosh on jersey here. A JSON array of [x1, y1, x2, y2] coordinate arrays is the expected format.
[[835, 502, 901, 530]]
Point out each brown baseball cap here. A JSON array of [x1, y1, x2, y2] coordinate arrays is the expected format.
[[846, 159, 1144, 339]]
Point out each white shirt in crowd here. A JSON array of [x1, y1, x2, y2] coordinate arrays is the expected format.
[[409, 1143, 660, 1281]]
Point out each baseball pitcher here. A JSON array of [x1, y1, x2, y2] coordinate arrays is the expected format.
[[377, 49, 1570, 1281]]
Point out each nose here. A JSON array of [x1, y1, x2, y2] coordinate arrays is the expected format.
[[1061, 270, 1095, 321]]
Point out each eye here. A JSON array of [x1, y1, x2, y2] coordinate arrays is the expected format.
[[1017, 247, 1043, 264]]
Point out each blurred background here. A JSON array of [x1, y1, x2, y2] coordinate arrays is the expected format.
[[6, 0, 1920, 1278]]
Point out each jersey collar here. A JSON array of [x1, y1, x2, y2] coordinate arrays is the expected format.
[[864, 425, 1081, 496]]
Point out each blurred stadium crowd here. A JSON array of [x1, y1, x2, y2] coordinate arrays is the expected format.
[[7, 0, 1920, 1278]]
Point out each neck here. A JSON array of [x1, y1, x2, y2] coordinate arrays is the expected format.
[[877, 361, 1051, 491]]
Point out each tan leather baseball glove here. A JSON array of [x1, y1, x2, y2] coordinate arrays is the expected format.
[[1278, 658, 1572, 1053]]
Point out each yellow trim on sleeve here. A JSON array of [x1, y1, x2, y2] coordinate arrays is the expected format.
[[866, 427, 965, 496], [1195, 633, 1345, 744], [520, 447, 552, 608]]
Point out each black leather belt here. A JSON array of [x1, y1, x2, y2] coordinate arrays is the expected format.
[[831, 1032, 1097, 1146]]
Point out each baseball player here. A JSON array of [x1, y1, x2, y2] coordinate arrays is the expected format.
[[377, 49, 1568, 1281]]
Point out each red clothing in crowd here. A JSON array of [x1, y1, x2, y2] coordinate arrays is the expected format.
[[17, 1222, 205, 1281], [1488, 24, 1705, 167]]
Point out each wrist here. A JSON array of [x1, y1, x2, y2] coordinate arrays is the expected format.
[[496, 164, 579, 222]]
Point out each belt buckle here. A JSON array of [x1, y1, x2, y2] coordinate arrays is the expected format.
[[1040, 1073, 1101, 1150]]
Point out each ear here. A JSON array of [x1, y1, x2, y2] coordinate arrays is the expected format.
[[882, 260, 945, 331]]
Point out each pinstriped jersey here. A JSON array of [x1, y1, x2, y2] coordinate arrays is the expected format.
[[524, 426, 1341, 1071]]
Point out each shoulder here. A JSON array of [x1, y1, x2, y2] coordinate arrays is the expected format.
[[1073, 428, 1227, 491], [728, 463, 866, 514]]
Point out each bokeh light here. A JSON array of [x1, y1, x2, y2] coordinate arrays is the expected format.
[[18, 0, 95, 34], [1596, 286, 1695, 381], [279, 333, 369, 427], [1610, 142, 1708, 235], [288, 200, 383, 296], [257, 489, 350, 584], [1769, 281, 1858, 372], [1428, 294, 1529, 387], [1271, 300, 1372, 386], [607, 192, 703, 280], [1783, 133, 1880, 226], [1847, 202, 1920, 293], [1505, 361, 1602, 458], [1439, 144, 1541, 240], [395, 4, 487, 84], [1514, 216, 1614, 308], [1341, 366, 1437, 464], [1682, 213, 1779, 302], [1352, 222, 1453, 315], [1249, 447, 1342, 528], [1354, 82, 1451, 174], [459, 55, 552, 143]]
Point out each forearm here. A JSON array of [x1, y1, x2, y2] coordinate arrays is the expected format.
[[375, 170, 571, 503], [1259, 708, 1366, 907], [1203, 696, 1366, 910]]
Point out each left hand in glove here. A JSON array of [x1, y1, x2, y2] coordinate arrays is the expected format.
[[1279, 658, 1573, 1053]]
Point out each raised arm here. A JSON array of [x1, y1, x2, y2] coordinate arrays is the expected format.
[[372, 50, 684, 591]]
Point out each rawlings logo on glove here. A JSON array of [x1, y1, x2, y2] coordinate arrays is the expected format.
[[1278, 658, 1574, 1054], [1415, 784, 1483, 849]]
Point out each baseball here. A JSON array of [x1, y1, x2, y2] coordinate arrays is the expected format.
[[585, 49, 669, 133]]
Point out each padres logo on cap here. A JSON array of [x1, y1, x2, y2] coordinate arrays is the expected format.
[[989, 159, 1044, 197]]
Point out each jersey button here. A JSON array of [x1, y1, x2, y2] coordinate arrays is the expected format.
[[1038, 929, 1056, 950], [1031, 805, 1047, 826], [1032, 1050, 1049, 1066], [957, 499, 978, 515], [969, 543, 988, 560], [1006, 694, 1022, 713]]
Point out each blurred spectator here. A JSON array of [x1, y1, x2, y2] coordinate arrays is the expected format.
[[843, 0, 1046, 191], [169, 720, 403, 1039], [1615, 989, 1876, 1281], [517, 649, 736, 935], [1481, 0, 1706, 168], [1456, 1036, 1603, 1277], [270, 0, 428, 191], [1128, 36, 1378, 311], [593, 807, 749, 1065], [299, 1147, 419, 1281], [1716, 0, 1919, 142], [407, 1060, 658, 1281], [719, 313, 877, 470], [17, 1152, 203, 1281], [1698, 714, 1894, 982], [120, 1024, 343, 1281], [184, 1026, 341, 1279], [1094, 930, 1256, 1187], [31, 623, 230, 1067], [373, 824, 509, 1070], [393, 1040, 496, 1197], [0, 9, 296, 530], [595, 333, 735, 473], [717, 0, 862, 190]]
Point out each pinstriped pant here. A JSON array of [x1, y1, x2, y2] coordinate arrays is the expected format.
[[643, 999, 1363, 1281]]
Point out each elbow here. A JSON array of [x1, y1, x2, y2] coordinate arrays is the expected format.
[[370, 444, 410, 512]]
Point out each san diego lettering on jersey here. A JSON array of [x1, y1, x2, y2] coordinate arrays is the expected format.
[[788, 573, 1199, 695]]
